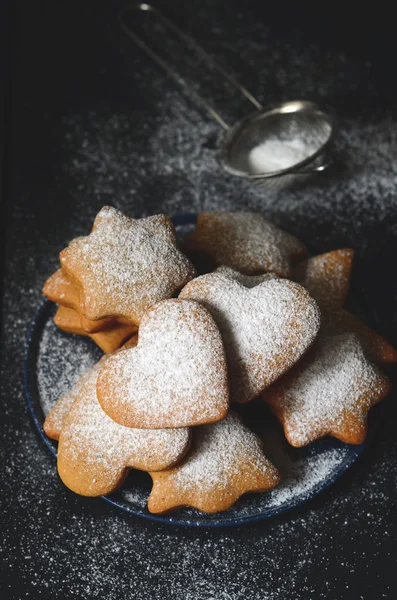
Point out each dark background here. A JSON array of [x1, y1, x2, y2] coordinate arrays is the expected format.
[[2, 1, 397, 598]]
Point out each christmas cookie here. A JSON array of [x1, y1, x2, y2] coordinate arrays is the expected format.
[[182, 211, 307, 276], [47, 359, 191, 497], [97, 299, 229, 428], [148, 411, 280, 514], [180, 272, 321, 403], [262, 333, 392, 446], [293, 249, 354, 310], [54, 306, 137, 353], [60, 207, 196, 324]]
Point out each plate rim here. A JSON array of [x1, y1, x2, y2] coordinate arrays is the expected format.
[[23, 212, 374, 528]]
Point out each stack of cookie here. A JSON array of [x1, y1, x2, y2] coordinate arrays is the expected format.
[[43, 209, 195, 353], [43, 208, 396, 514]]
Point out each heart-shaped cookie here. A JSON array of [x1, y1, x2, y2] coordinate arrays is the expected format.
[[180, 271, 321, 403], [96, 299, 229, 429], [52, 359, 191, 497], [262, 333, 392, 447], [182, 211, 307, 276], [148, 411, 280, 514]]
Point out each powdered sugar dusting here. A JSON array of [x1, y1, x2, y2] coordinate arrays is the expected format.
[[60, 207, 195, 322], [180, 272, 321, 402], [172, 412, 276, 490], [183, 212, 307, 277], [215, 265, 277, 288], [264, 333, 391, 446], [97, 299, 229, 428]]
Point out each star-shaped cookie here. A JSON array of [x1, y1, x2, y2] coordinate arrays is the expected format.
[[148, 411, 280, 514], [182, 211, 307, 277], [262, 333, 392, 447], [54, 306, 137, 353], [44, 268, 116, 332], [180, 271, 321, 403], [60, 207, 196, 324], [96, 299, 229, 428], [45, 358, 191, 497]]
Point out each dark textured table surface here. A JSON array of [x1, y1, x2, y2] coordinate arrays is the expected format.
[[2, 1, 397, 598]]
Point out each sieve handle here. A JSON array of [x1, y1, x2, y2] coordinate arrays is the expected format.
[[118, 3, 262, 130]]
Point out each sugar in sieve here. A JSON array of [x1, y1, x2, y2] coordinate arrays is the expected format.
[[119, 3, 337, 187]]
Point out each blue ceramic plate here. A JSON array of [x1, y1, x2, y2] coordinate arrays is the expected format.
[[24, 213, 382, 527]]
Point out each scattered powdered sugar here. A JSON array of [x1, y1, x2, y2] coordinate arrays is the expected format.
[[37, 315, 102, 417], [248, 138, 318, 174], [60, 207, 195, 322], [180, 273, 321, 402], [264, 333, 391, 446], [184, 212, 307, 277], [97, 299, 229, 428], [265, 447, 349, 508]]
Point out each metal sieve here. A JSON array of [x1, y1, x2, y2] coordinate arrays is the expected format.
[[119, 3, 337, 186]]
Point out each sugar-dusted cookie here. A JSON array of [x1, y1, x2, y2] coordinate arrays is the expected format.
[[60, 206, 196, 324], [55, 361, 191, 497], [322, 308, 397, 366], [262, 333, 391, 447], [293, 249, 354, 310], [43, 268, 80, 309], [180, 272, 321, 403], [97, 299, 229, 429], [54, 306, 137, 353], [44, 335, 139, 441], [44, 268, 115, 332], [148, 411, 280, 514], [182, 212, 307, 277]]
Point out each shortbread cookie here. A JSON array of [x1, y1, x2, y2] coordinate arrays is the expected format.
[[322, 308, 397, 366], [293, 249, 354, 310], [182, 212, 307, 276], [43, 268, 80, 309], [54, 306, 137, 353], [44, 268, 116, 332], [44, 336, 138, 441], [97, 299, 229, 429], [60, 207, 196, 324], [180, 272, 321, 403], [55, 361, 191, 496], [148, 411, 280, 514], [262, 333, 391, 447]]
